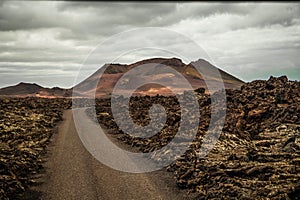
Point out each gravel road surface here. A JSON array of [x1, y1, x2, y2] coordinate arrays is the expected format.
[[32, 110, 191, 200]]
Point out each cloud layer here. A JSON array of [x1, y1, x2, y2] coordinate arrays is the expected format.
[[0, 2, 299, 88]]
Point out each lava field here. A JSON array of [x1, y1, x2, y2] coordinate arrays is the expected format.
[[94, 76, 300, 199], [0, 98, 71, 199], [0, 76, 299, 199]]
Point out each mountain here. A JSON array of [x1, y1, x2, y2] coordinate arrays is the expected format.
[[0, 82, 72, 98], [74, 57, 244, 97], [0, 58, 245, 98]]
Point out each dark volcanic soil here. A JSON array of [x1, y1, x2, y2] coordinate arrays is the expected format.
[[0, 98, 71, 199], [92, 76, 300, 199], [0, 76, 299, 200]]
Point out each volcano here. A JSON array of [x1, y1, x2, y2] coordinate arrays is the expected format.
[[73, 57, 244, 97], [0, 58, 244, 98]]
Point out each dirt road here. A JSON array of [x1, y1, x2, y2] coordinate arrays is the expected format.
[[31, 109, 191, 200]]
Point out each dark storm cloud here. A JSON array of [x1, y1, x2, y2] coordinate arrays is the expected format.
[[0, 1, 299, 87], [0, 2, 57, 31], [2, 2, 297, 34]]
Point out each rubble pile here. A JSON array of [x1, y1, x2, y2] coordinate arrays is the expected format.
[[223, 75, 299, 138], [95, 76, 300, 199], [170, 123, 300, 199], [95, 95, 182, 152], [170, 76, 300, 199], [0, 97, 71, 199]]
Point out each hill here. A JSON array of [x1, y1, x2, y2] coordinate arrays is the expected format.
[[0, 58, 244, 98], [0, 82, 72, 98], [74, 57, 244, 97]]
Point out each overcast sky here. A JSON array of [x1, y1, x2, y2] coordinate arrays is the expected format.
[[0, 1, 299, 88]]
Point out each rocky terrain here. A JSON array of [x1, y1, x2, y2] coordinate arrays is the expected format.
[[0, 98, 71, 199], [0, 75, 299, 199], [94, 76, 300, 199]]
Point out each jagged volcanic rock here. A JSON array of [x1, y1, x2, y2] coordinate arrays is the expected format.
[[93, 76, 299, 199], [0, 98, 71, 199]]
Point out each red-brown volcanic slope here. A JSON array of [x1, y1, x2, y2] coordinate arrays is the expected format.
[[74, 57, 244, 97], [0, 58, 244, 98]]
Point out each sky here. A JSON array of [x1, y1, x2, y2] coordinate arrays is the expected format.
[[0, 1, 299, 88]]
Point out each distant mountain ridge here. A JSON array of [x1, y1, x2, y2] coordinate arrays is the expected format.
[[0, 58, 245, 98], [0, 82, 72, 98]]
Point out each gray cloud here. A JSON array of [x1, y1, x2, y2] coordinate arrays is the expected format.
[[0, 2, 299, 88]]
